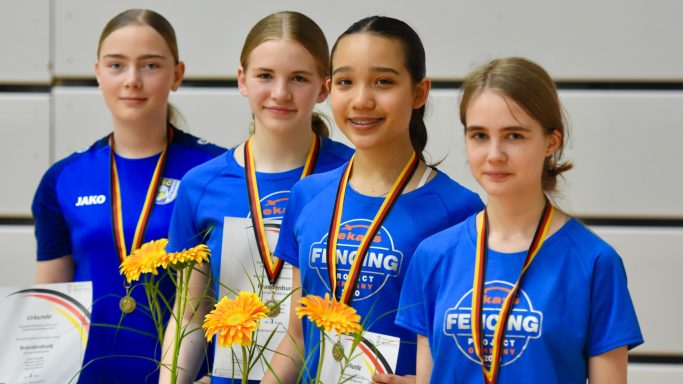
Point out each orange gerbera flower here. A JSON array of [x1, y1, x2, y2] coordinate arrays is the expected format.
[[203, 291, 269, 347], [160, 244, 211, 270], [119, 238, 168, 283], [296, 294, 362, 334]]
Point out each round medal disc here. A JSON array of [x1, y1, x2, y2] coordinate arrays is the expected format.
[[119, 296, 136, 314], [332, 341, 344, 361], [265, 300, 280, 318]]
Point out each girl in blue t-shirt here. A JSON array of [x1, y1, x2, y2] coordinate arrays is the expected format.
[[32, 9, 225, 383], [396, 57, 643, 384], [263, 16, 483, 384], [159, 11, 353, 383]]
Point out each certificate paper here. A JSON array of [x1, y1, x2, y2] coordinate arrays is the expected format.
[[0, 281, 92, 384], [319, 330, 400, 384], [212, 217, 292, 381]]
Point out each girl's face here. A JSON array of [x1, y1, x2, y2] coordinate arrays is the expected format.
[[238, 39, 327, 136], [95, 25, 184, 126], [329, 33, 429, 152], [465, 89, 560, 198]]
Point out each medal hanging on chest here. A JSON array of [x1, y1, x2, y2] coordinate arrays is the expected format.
[[244, 134, 320, 317], [110, 127, 173, 314], [326, 152, 418, 305], [471, 200, 554, 384]]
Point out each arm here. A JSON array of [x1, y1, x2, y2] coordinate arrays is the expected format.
[[35, 255, 74, 283], [261, 267, 304, 384], [159, 262, 213, 383], [372, 334, 432, 384], [588, 346, 628, 384]]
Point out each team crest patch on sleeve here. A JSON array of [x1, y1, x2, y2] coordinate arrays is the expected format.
[[443, 281, 543, 367], [308, 219, 403, 301], [156, 178, 180, 205]]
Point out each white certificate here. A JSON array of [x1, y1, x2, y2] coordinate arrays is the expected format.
[[319, 330, 401, 384], [0, 281, 92, 384], [212, 217, 292, 381]]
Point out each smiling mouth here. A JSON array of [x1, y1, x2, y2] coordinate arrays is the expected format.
[[265, 106, 295, 113], [349, 118, 383, 126]]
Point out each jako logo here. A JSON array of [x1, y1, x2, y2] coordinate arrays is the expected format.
[[308, 219, 403, 301], [75, 195, 106, 206], [443, 281, 543, 367]]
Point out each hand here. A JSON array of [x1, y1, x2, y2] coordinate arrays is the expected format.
[[373, 374, 416, 383], [192, 375, 210, 384]]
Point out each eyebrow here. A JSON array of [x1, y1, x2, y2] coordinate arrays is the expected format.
[[465, 125, 532, 132], [101, 53, 167, 60], [332, 66, 401, 76], [252, 67, 315, 76]]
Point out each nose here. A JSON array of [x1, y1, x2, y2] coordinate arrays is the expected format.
[[488, 139, 507, 163], [350, 84, 375, 110], [124, 68, 142, 89], [270, 78, 292, 101]]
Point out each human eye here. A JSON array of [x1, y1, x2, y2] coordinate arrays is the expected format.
[[292, 75, 309, 83], [375, 77, 394, 86], [334, 77, 352, 87], [255, 72, 272, 80], [507, 132, 524, 140], [107, 62, 123, 71], [468, 131, 488, 141], [142, 62, 160, 70]]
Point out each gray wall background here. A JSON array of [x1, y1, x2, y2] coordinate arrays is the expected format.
[[1, 1, 682, 380]]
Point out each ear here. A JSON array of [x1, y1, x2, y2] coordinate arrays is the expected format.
[[413, 78, 431, 109], [316, 76, 330, 103], [171, 61, 185, 91], [546, 129, 562, 156], [237, 66, 248, 97], [94, 61, 102, 88]]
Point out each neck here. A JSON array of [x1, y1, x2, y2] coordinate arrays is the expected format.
[[111, 119, 168, 158], [349, 142, 416, 197], [485, 189, 548, 252], [239, 128, 315, 173]]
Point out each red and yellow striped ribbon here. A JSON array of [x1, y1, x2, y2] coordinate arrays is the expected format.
[[110, 128, 173, 263], [471, 201, 554, 383], [245, 134, 320, 285], [326, 151, 418, 304]]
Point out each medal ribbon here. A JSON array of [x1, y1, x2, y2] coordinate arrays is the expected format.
[[471, 200, 554, 384], [326, 152, 418, 304], [110, 127, 173, 263], [245, 134, 320, 285]]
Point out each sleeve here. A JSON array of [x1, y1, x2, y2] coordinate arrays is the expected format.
[[395, 241, 433, 336], [167, 173, 203, 253], [586, 247, 644, 356], [32, 164, 72, 261], [273, 186, 303, 268]]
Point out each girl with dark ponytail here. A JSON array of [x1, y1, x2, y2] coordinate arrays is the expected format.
[[264, 16, 483, 384]]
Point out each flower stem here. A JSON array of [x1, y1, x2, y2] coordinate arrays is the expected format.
[[316, 329, 325, 384], [170, 266, 191, 384], [241, 345, 249, 384]]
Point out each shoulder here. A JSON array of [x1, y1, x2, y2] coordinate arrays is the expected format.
[[290, 164, 346, 204], [179, 149, 235, 187], [555, 219, 623, 272], [170, 127, 227, 157], [420, 213, 475, 253], [318, 137, 354, 169], [42, 136, 110, 183], [420, 170, 485, 214]]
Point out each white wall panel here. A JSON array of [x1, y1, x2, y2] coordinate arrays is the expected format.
[[54, 0, 683, 80], [0, 1, 50, 83], [0, 95, 50, 217], [0, 226, 36, 287], [629, 364, 683, 383], [561, 91, 683, 218], [594, 227, 683, 356]]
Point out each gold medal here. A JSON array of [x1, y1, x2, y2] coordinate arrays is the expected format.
[[119, 295, 136, 314], [332, 341, 344, 361]]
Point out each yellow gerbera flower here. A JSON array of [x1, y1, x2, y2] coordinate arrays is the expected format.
[[119, 238, 168, 283], [296, 294, 362, 334], [160, 244, 211, 269], [203, 291, 269, 347]]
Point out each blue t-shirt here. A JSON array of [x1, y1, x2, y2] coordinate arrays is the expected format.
[[396, 215, 644, 384], [274, 166, 483, 382], [31, 127, 225, 383], [166, 137, 352, 384]]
